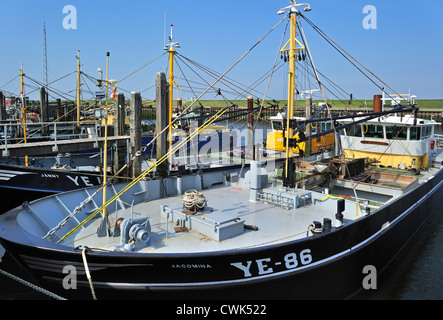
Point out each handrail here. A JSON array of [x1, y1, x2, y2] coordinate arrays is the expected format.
[[0, 120, 100, 147]]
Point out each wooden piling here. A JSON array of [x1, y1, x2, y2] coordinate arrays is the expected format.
[[40, 87, 49, 136], [0, 92, 5, 121], [305, 97, 312, 157], [247, 96, 254, 159], [130, 92, 142, 178], [177, 98, 182, 113], [113, 93, 127, 179], [115, 93, 125, 136], [56, 98, 61, 121], [155, 72, 170, 178]]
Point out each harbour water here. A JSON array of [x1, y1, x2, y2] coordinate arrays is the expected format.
[[353, 202, 443, 300], [355, 126, 443, 300]]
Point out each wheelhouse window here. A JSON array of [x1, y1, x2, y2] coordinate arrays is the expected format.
[[310, 122, 318, 135], [346, 124, 362, 137], [422, 125, 432, 138], [364, 124, 384, 138], [410, 127, 421, 140], [272, 120, 283, 131], [321, 122, 333, 132], [385, 125, 407, 140]]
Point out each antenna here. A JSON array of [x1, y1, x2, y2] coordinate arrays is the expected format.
[[164, 11, 167, 47], [43, 20, 49, 88], [164, 23, 180, 50]]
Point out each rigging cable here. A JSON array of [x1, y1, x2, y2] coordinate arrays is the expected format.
[[0, 75, 19, 90], [58, 105, 232, 243], [175, 54, 239, 106], [293, 12, 340, 173], [57, 13, 289, 243], [250, 17, 290, 149], [176, 52, 282, 104], [300, 13, 409, 105], [116, 52, 168, 84], [135, 13, 290, 161]]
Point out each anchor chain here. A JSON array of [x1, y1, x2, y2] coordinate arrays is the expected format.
[[0, 268, 67, 300]]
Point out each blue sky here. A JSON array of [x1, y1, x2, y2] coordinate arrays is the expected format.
[[1, 0, 442, 103]]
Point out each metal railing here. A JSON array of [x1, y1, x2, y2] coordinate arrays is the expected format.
[[434, 134, 443, 149], [1, 120, 101, 156]]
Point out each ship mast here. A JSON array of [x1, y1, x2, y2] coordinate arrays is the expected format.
[[164, 24, 180, 150], [43, 21, 49, 88], [76, 50, 81, 126], [97, 52, 112, 236], [19, 64, 29, 166], [102, 52, 111, 222], [278, 1, 311, 187]]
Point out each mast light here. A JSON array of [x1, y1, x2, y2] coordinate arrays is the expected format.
[[165, 23, 180, 51]]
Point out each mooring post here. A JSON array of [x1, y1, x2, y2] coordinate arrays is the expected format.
[[113, 93, 127, 178], [40, 87, 49, 137], [177, 98, 182, 113], [0, 92, 5, 121], [247, 96, 254, 160], [156, 72, 170, 178], [304, 97, 312, 157], [115, 93, 125, 136], [55, 98, 61, 121], [130, 92, 142, 178]]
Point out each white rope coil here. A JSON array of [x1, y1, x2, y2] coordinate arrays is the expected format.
[[182, 189, 207, 211]]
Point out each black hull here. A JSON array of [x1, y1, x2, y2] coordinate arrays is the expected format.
[[1, 169, 442, 300], [0, 164, 103, 214], [0, 164, 102, 193], [0, 188, 53, 214]]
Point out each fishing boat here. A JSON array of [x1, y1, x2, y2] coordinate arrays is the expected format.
[[0, 160, 103, 193], [338, 95, 437, 170], [1, 1, 443, 301], [266, 112, 335, 156], [0, 120, 108, 212], [0, 116, 116, 210], [0, 53, 115, 203], [0, 165, 104, 214]]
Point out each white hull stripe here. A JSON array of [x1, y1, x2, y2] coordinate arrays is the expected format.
[[20, 254, 152, 275], [0, 169, 35, 181], [0, 173, 16, 178], [0, 169, 35, 175]]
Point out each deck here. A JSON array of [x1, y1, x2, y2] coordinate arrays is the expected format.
[[11, 148, 443, 256], [69, 185, 358, 254]]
